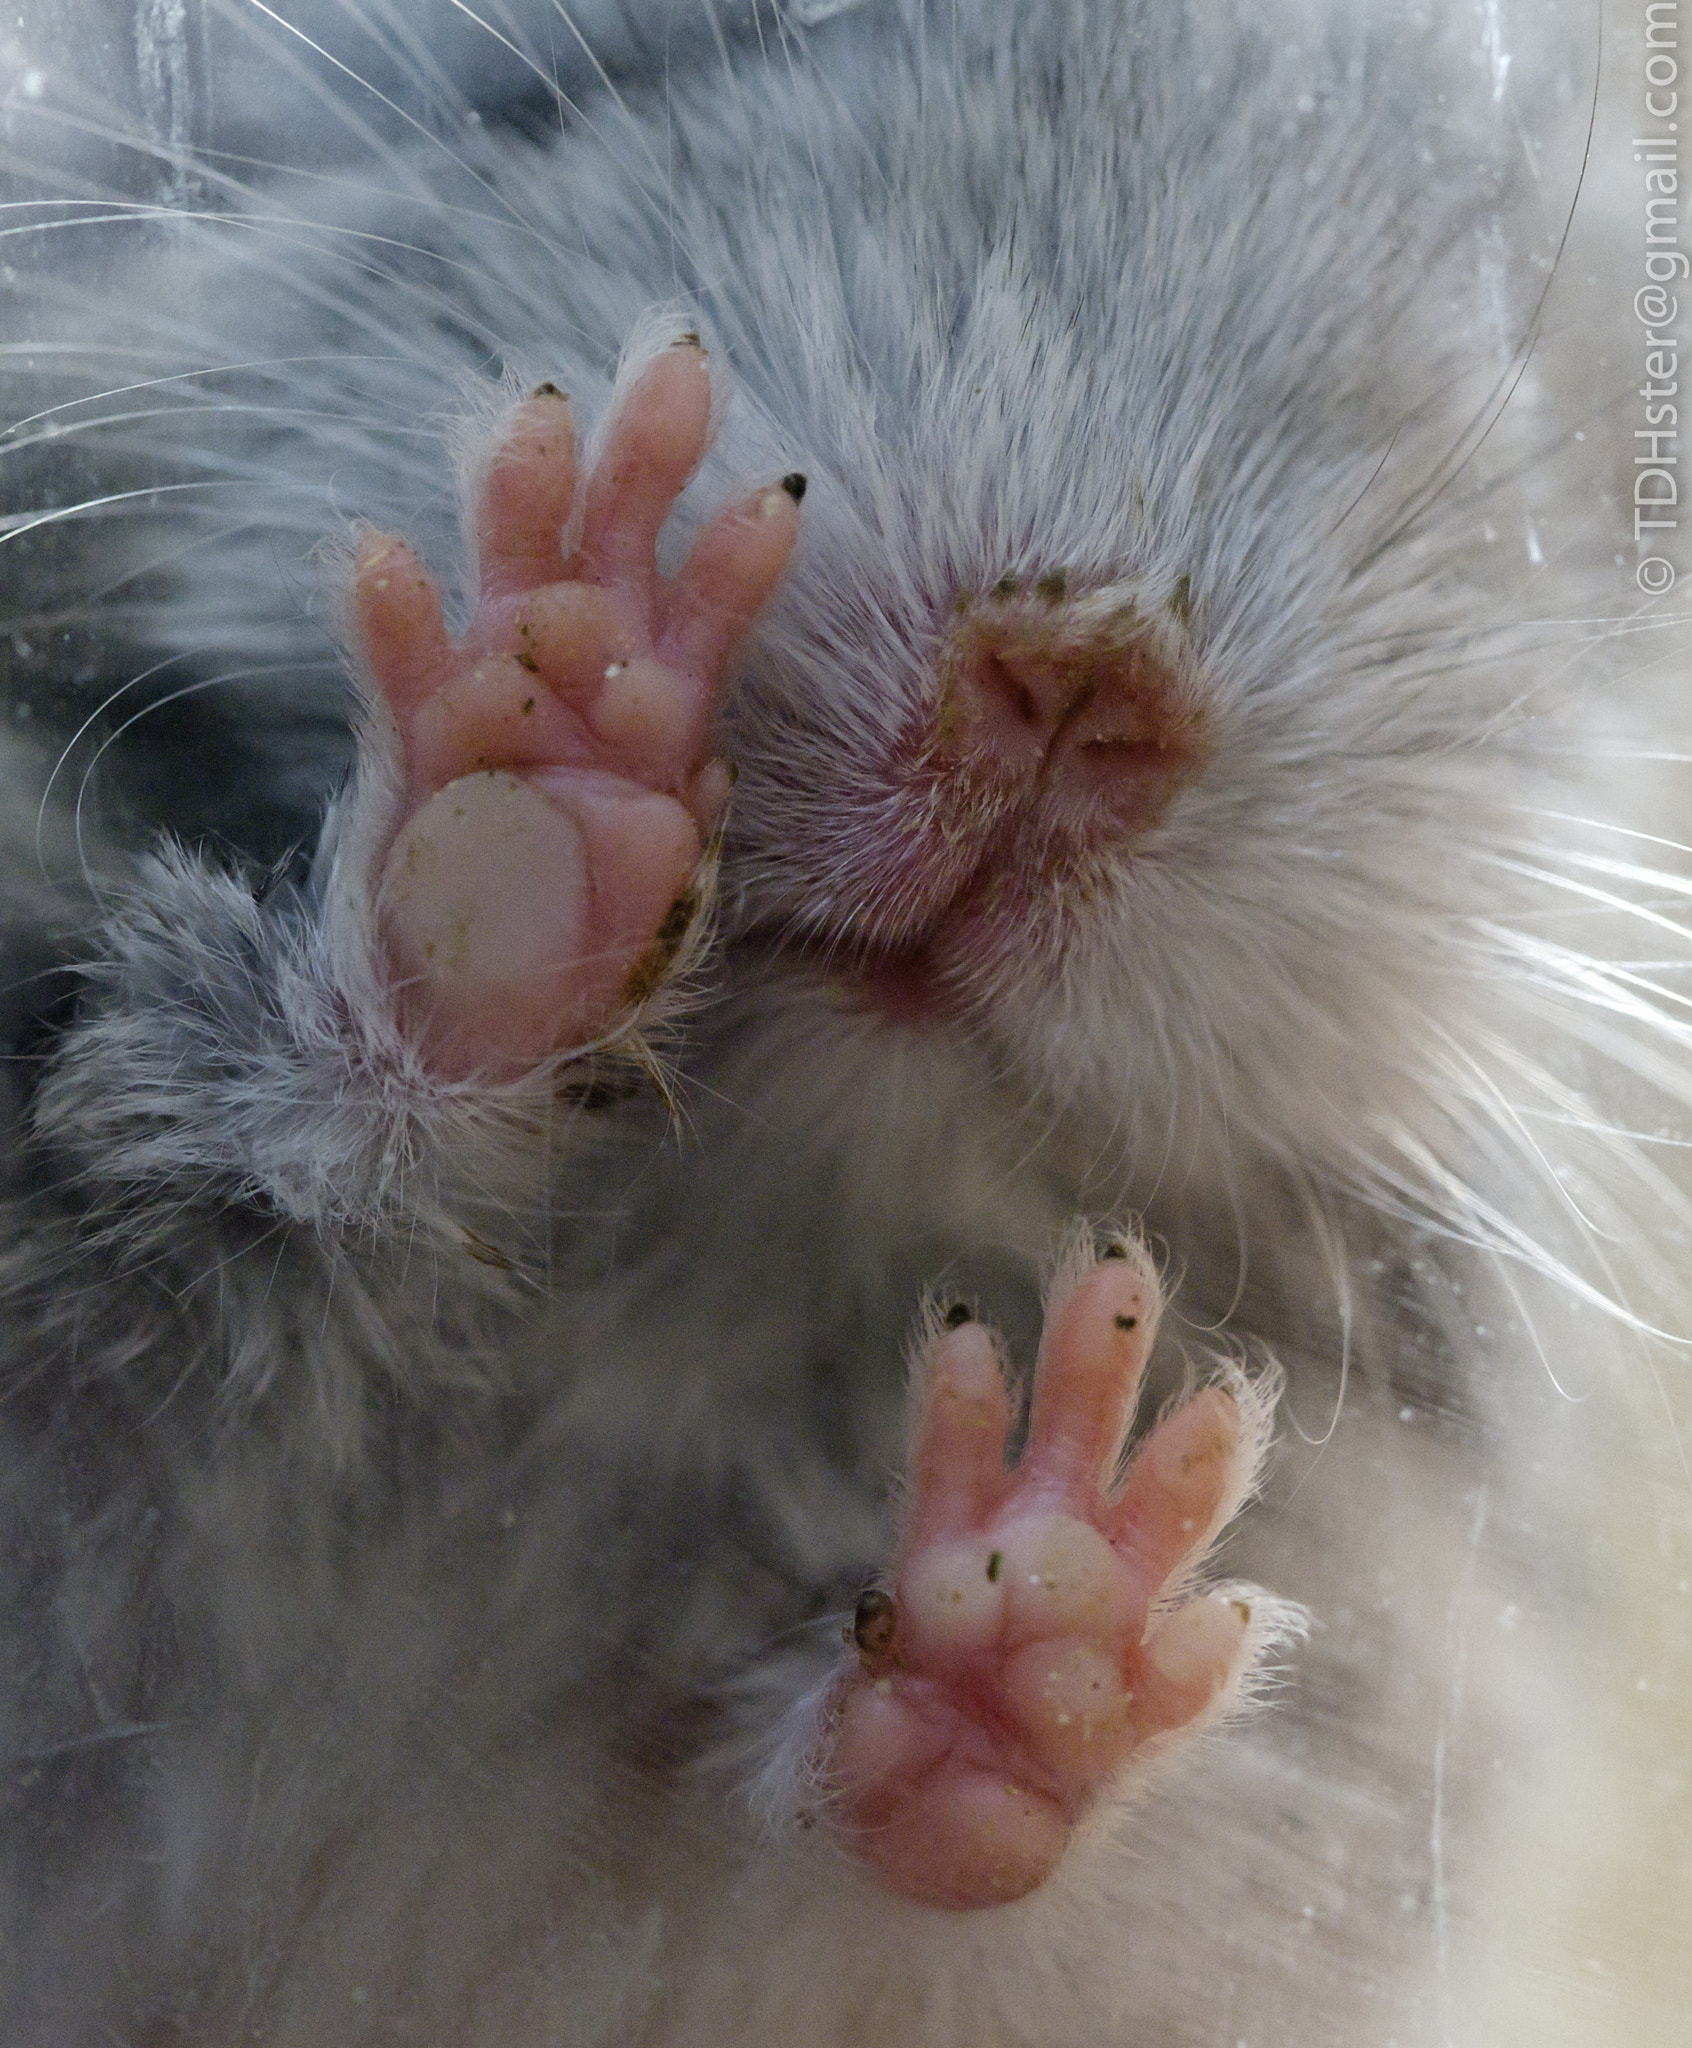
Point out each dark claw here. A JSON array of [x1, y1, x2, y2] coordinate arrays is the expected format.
[[852, 1587, 898, 1661]]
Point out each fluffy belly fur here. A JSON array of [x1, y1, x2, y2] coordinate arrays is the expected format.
[[0, 2, 1688, 2042]]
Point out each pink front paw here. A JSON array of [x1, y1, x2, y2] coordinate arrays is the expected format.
[[820, 1241, 1278, 1909], [350, 334, 803, 1078]]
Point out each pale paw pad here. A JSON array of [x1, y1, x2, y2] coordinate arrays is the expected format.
[[818, 1240, 1277, 1909], [351, 340, 803, 1077]]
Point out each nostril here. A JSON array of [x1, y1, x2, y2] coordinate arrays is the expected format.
[[958, 645, 1078, 756], [984, 656, 1042, 732], [938, 583, 1212, 829]]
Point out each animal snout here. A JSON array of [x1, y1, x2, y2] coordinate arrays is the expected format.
[[938, 582, 1212, 830]]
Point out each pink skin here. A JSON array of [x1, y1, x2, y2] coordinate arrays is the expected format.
[[824, 1251, 1251, 1909], [353, 341, 802, 1078], [355, 355, 1243, 1908]]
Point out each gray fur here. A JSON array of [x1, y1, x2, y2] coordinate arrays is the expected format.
[[0, 2, 1681, 2043]]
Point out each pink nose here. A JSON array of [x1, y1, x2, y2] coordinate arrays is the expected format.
[[940, 587, 1211, 823]]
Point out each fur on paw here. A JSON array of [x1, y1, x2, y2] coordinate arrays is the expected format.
[[349, 329, 802, 1079], [815, 1235, 1287, 1908]]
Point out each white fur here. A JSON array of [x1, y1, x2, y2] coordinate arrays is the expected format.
[[0, 2, 1687, 2043]]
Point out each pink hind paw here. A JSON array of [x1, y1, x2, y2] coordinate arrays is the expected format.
[[351, 335, 802, 1078], [819, 1241, 1277, 1909]]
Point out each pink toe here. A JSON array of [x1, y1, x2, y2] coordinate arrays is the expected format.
[[578, 340, 716, 589], [476, 386, 578, 597], [1022, 1257, 1159, 1496], [1107, 1386, 1239, 1583], [904, 1320, 1015, 1547], [661, 477, 803, 680], [354, 533, 451, 716], [1131, 1594, 1251, 1737]]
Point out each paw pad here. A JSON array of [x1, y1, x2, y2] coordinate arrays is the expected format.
[[819, 1241, 1278, 1908], [351, 340, 801, 1077]]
